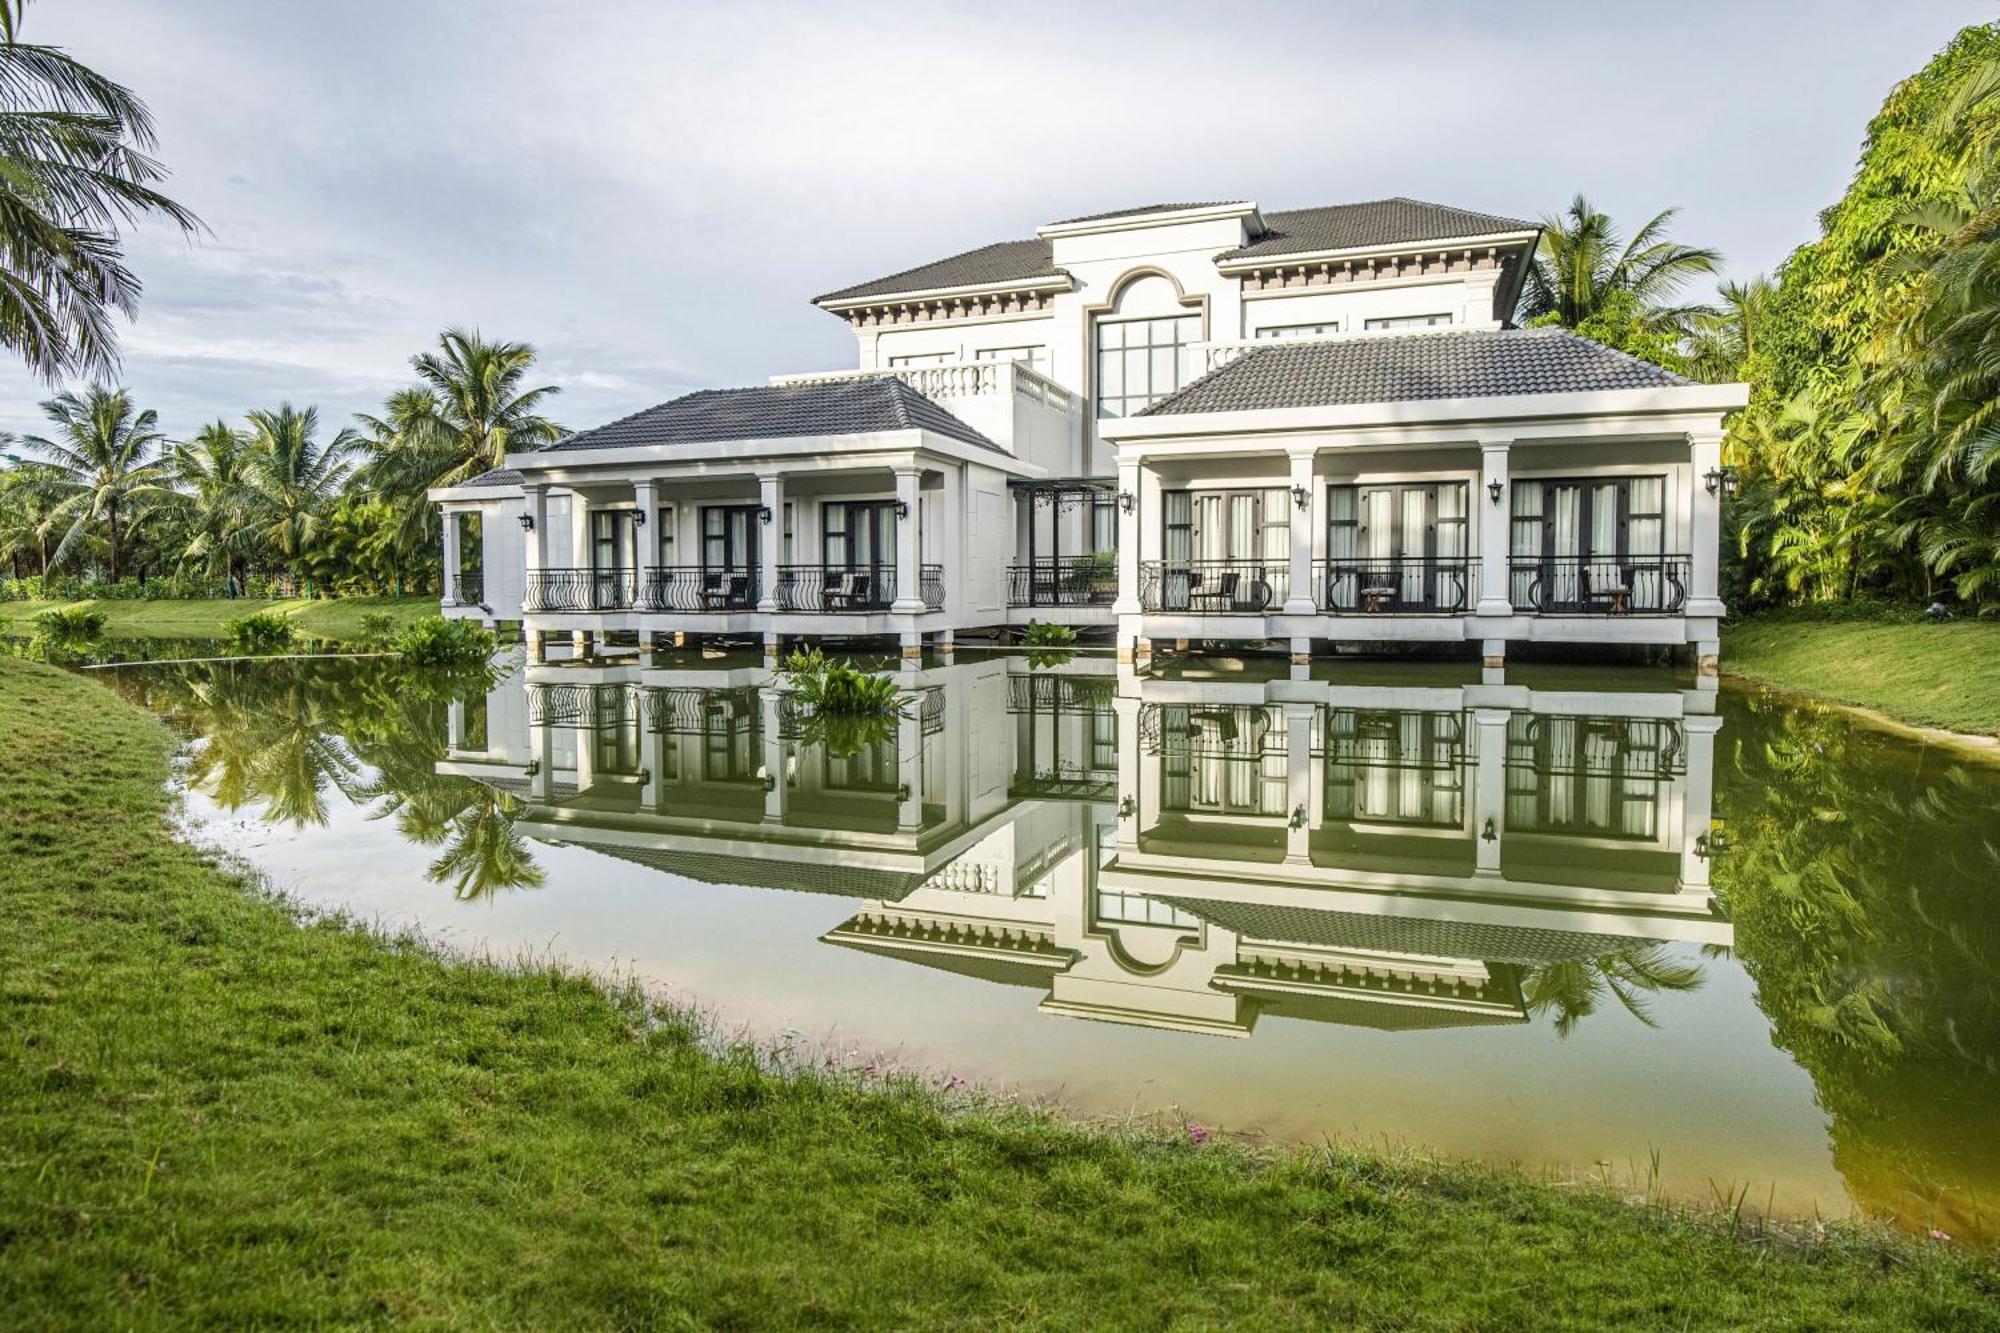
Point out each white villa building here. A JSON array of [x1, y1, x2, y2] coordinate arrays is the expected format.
[[430, 197, 1747, 675]]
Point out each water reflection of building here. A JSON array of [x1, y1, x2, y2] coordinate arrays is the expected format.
[[440, 659, 1727, 1039]]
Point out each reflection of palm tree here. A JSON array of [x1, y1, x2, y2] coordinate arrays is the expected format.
[[426, 789, 546, 900], [1522, 944, 1705, 1039]]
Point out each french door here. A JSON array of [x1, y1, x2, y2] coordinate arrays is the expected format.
[[1510, 478, 1666, 611], [702, 505, 761, 573], [589, 510, 638, 608], [1159, 489, 1287, 610], [1326, 482, 1468, 611], [822, 500, 898, 608]]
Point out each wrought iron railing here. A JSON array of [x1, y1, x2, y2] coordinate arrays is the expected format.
[[1137, 560, 1285, 613], [639, 564, 757, 612], [1316, 557, 1473, 614], [1509, 554, 1689, 615], [452, 570, 485, 607], [643, 686, 760, 735], [774, 564, 945, 613], [523, 567, 636, 612], [1006, 673, 1117, 713], [1007, 556, 1117, 607]]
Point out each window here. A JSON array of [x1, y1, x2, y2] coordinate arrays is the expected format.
[[454, 511, 483, 580], [1325, 482, 1469, 611], [701, 505, 760, 573], [590, 509, 636, 573], [1254, 322, 1340, 339], [1364, 313, 1452, 331], [974, 345, 1048, 373], [655, 504, 674, 566], [821, 500, 896, 571], [888, 351, 953, 367], [1510, 477, 1671, 611], [1095, 313, 1200, 418]]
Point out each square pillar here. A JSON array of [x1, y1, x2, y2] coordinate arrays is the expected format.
[[756, 474, 783, 613], [441, 509, 461, 605], [633, 479, 659, 610], [1112, 694, 1141, 850], [1687, 429, 1726, 619], [1284, 703, 1315, 864], [1283, 449, 1318, 615], [1680, 713, 1723, 894], [1473, 707, 1509, 875], [1112, 458, 1141, 615], [1476, 440, 1513, 617], [890, 467, 926, 614], [899, 630, 922, 672], [1695, 638, 1720, 691], [523, 483, 549, 575], [568, 491, 591, 571], [760, 689, 788, 824]]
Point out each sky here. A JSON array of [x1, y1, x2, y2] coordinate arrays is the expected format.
[[0, 0, 1992, 444]]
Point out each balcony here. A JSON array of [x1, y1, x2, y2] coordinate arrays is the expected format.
[[524, 568, 636, 612], [1137, 560, 1287, 614], [1008, 555, 1117, 608], [450, 570, 485, 607], [1316, 557, 1474, 614], [639, 564, 758, 612], [1510, 554, 1689, 615], [774, 564, 945, 613]]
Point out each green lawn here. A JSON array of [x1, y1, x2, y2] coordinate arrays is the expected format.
[[0, 595, 438, 643], [1726, 617, 2000, 738], [1, 655, 1994, 1328]]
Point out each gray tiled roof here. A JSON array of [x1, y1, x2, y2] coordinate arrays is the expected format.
[[542, 378, 1002, 454], [1049, 201, 1238, 225], [1158, 896, 1660, 965], [815, 238, 1062, 303], [1219, 197, 1539, 261], [1139, 329, 1688, 416], [819, 197, 1536, 304], [462, 467, 522, 488]]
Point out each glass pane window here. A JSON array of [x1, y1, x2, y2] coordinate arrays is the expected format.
[[974, 345, 1048, 373], [1255, 322, 1340, 339], [887, 352, 952, 367], [1364, 313, 1453, 330], [1095, 313, 1200, 418]]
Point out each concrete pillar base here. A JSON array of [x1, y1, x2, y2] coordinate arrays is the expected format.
[[900, 632, 922, 671], [1696, 639, 1720, 690]]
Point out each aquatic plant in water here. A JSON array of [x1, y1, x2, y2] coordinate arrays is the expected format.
[[393, 616, 495, 667], [225, 610, 299, 652]]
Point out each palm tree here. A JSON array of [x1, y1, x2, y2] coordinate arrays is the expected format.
[[0, 457, 63, 577], [172, 419, 253, 589], [244, 404, 357, 589], [1521, 944, 1706, 1039], [1685, 277, 1777, 383], [1518, 195, 1722, 335], [20, 384, 169, 582], [0, 0, 201, 381]]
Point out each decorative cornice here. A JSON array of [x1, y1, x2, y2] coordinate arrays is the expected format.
[[1233, 246, 1520, 294], [820, 279, 1071, 328]]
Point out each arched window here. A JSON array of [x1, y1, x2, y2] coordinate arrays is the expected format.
[[1093, 272, 1201, 418]]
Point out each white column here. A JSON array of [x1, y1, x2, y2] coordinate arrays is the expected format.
[[1112, 693, 1141, 850], [895, 703, 923, 831], [1283, 449, 1317, 615], [1687, 429, 1726, 619], [1112, 458, 1141, 616], [755, 474, 783, 613], [1284, 703, 1315, 864], [1473, 706, 1509, 875], [568, 490, 591, 570], [441, 509, 460, 605], [1680, 713, 1722, 895], [522, 484, 548, 571], [760, 688, 787, 824], [1476, 440, 1513, 617], [891, 467, 925, 614], [529, 706, 554, 802]]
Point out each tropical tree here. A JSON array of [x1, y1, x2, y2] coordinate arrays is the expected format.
[[19, 383, 168, 581], [0, 457, 63, 577], [0, 0, 201, 381], [172, 419, 253, 587], [1520, 945, 1706, 1039], [1517, 195, 1723, 360], [243, 403, 356, 589]]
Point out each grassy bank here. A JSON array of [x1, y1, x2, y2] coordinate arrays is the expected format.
[[2, 657, 1994, 1327], [0, 595, 437, 643], [1725, 616, 2000, 738]]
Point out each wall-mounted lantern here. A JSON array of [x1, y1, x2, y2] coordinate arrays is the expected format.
[[632, 508, 645, 526], [1117, 795, 1135, 819], [1487, 479, 1505, 506], [517, 513, 535, 532], [1482, 817, 1497, 843], [757, 505, 773, 525], [1704, 466, 1739, 499], [1290, 484, 1310, 511], [1117, 490, 1136, 515], [895, 500, 910, 520]]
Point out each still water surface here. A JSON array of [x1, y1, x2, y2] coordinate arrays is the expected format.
[[95, 649, 2000, 1242]]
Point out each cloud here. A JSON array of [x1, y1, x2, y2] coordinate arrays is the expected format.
[[2, 0, 1991, 444]]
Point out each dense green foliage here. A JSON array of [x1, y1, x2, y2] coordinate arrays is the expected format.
[[1518, 195, 1722, 370], [0, 329, 561, 596], [31, 604, 102, 638], [390, 614, 495, 667], [2, 595, 434, 644], [1723, 25, 2000, 609], [223, 610, 297, 653], [2, 653, 1995, 1326]]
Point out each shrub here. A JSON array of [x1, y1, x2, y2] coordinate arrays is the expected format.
[[226, 611, 298, 652], [33, 606, 108, 639], [358, 612, 398, 647], [394, 616, 495, 667], [781, 648, 903, 715], [1022, 621, 1078, 648]]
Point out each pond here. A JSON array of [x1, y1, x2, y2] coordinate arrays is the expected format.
[[88, 647, 2000, 1244]]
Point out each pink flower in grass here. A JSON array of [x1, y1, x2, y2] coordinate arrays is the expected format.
[[1186, 1124, 1211, 1146]]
